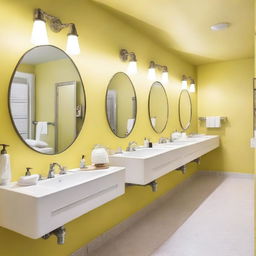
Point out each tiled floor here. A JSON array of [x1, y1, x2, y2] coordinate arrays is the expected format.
[[90, 173, 254, 256]]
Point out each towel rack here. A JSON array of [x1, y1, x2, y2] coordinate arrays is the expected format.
[[198, 117, 227, 121], [32, 121, 55, 126]]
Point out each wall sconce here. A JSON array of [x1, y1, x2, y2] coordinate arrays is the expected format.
[[188, 77, 196, 93], [120, 49, 137, 75], [31, 8, 80, 55], [181, 75, 188, 90], [147, 61, 169, 85]]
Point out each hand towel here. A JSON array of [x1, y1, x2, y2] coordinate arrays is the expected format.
[[214, 116, 221, 128], [17, 174, 39, 186], [36, 122, 48, 141], [0, 154, 11, 185], [127, 119, 135, 133], [206, 117, 215, 128]]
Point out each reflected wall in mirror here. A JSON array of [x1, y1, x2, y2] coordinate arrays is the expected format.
[[178, 89, 192, 130], [148, 81, 169, 133], [106, 72, 137, 138], [9, 45, 85, 155]]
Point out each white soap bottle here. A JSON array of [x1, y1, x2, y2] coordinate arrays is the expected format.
[[144, 137, 149, 148], [80, 155, 86, 169], [0, 144, 11, 185]]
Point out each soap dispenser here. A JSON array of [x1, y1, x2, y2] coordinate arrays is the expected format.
[[80, 155, 86, 169], [0, 144, 11, 185]]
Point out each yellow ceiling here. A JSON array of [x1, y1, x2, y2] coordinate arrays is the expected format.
[[92, 0, 254, 65]]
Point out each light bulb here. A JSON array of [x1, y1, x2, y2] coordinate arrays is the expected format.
[[189, 83, 196, 93], [161, 71, 169, 85], [181, 76, 187, 90], [148, 67, 156, 81], [127, 61, 137, 75], [31, 19, 48, 45], [66, 34, 80, 55]]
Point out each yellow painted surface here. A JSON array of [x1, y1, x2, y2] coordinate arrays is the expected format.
[[57, 83, 76, 152], [17, 63, 34, 73], [197, 58, 254, 173], [93, 0, 254, 65], [0, 0, 197, 255], [34, 58, 83, 150]]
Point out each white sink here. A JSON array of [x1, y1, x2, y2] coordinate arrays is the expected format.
[[110, 135, 219, 185], [0, 167, 125, 239]]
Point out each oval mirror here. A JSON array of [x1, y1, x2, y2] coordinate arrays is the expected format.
[[9, 45, 86, 155], [178, 89, 192, 130], [148, 81, 169, 133], [106, 72, 137, 138]]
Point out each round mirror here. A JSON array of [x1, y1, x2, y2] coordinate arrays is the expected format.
[[148, 81, 169, 133], [178, 89, 192, 130], [9, 45, 86, 155], [106, 72, 137, 138]]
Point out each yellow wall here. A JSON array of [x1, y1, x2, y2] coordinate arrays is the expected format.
[[0, 0, 197, 255], [197, 58, 254, 173], [17, 63, 35, 73]]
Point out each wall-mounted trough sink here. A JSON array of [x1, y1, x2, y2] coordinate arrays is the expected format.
[[0, 167, 125, 239], [109, 135, 219, 185]]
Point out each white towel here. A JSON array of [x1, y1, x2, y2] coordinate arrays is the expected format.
[[0, 154, 11, 185], [151, 117, 156, 127], [206, 117, 215, 128], [36, 122, 48, 141], [214, 116, 221, 128], [127, 119, 135, 133], [17, 174, 39, 186], [206, 116, 221, 128]]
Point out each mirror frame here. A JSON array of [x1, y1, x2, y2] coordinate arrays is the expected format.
[[178, 89, 192, 130], [148, 81, 169, 134], [8, 45, 86, 155], [105, 72, 137, 138]]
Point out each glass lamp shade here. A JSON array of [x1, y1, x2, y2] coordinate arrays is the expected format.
[[181, 79, 188, 90], [148, 67, 156, 81], [127, 61, 137, 75], [66, 34, 80, 55], [189, 83, 196, 93], [161, 71, 169, 85], [31, 19, 49, 45]]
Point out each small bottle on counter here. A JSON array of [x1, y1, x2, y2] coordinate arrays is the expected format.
[[144, 137, 149, 147], [80, 155, 86, 169]]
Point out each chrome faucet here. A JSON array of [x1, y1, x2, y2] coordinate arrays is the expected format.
[[126, 141, 137, 152], [159, 137, 169, 143], [47, 162, 66, 178]]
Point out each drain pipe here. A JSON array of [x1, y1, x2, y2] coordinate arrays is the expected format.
[[42, 226, 66, 245], [191, 157, 201, 165], [126, 180, 158, 192], [176, 165, 186, 174]]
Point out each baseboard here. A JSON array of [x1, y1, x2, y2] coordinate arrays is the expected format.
[[71, 169, 254, 256], [198, 170, 254, 179]]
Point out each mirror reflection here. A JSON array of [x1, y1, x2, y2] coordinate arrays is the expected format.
[[9, 45, 85, 154], [178, 89, 192, 130], [148, 81, 169, 133], [106, 72, 137, 138]]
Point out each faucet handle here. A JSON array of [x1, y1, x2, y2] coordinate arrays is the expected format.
[[25, 167, 32, 176]]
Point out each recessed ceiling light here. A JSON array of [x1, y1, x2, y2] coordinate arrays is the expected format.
[[210, 23, 230, 31]]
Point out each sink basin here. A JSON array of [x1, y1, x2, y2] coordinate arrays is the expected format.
[[0, 167, 125, 239], [109, 135, 219, 185], [121, 148, 171, 158]]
